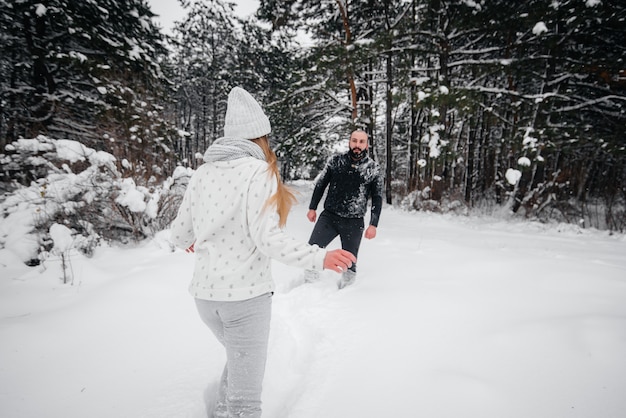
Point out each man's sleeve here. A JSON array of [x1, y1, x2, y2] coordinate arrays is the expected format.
[[369, 169, 384, 227], [308, 157, 333, 210]]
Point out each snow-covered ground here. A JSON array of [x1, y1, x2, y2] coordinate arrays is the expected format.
[[1, 183, 626, 418]]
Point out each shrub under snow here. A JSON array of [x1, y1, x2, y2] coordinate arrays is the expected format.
[[0, 135, 190, 265]]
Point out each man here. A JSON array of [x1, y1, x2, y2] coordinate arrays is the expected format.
[[306, 129, 384, 289]]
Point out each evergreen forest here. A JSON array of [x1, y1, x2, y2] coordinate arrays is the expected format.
[[1, 0, 624, 263]]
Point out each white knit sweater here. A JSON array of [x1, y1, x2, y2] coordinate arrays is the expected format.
[[170, 157, 326, 301]]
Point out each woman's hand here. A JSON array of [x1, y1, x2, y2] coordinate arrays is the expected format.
[[323, 249, 356, 273]]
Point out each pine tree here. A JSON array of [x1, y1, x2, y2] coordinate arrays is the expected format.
[[0, 0, 175, 186], [169, 0, 240, 167]]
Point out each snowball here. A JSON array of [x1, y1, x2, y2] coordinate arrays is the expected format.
[[505, 168, 522, 185], [518, 157, 531, 167], [533, 22, 548, 35], [50, 223, 73, 253]]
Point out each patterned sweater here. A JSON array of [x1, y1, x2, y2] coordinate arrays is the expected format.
[[170, 157, 326, 301]]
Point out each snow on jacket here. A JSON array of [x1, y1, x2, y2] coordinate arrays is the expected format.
[[170, 156, 326, 301], [309, 152, 384, 227]]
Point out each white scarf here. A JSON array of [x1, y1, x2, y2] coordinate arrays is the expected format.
[[203, 137, 266, 163]]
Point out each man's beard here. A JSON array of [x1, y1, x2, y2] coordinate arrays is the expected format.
[[349, 147, 367, 161]]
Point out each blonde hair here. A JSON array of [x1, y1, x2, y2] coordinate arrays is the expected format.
[[252, 136, 297, 227]]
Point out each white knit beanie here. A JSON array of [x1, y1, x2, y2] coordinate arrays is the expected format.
[[223, 87, 271, 140]]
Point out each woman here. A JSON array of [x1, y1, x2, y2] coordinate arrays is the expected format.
[[170, 87, 355, 418]]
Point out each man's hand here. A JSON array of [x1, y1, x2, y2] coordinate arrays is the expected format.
[[364, 225, 377, 240], [307, 209, 317, 223], [323, 249, 357, 273]]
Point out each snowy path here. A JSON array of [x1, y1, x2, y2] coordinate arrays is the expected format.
[[269, 201, 626, 418], [1, 184, 626, 418]]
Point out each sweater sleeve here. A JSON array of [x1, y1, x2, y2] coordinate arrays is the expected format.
[[247, 166, 326, 270], [169, 175, 197, 249]]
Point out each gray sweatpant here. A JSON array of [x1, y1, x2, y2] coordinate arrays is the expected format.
[[195, 293, 272, 418]]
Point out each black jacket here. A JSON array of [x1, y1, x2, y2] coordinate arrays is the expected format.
[[309, 152, 384, 227]]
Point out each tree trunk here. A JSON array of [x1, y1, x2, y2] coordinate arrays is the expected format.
[[385, 48, 393, 204], [465, 116, 476, 204], [335, 0, 358, 121]]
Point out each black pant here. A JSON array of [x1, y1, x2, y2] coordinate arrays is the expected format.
[[308, 211, 364, 272]]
